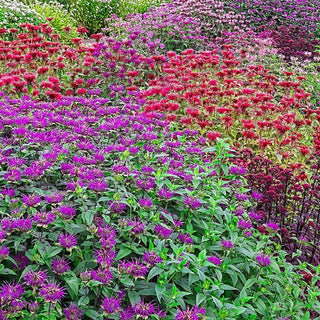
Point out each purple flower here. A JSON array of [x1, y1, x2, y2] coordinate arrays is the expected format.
[[127, 259, 149, 279], [12, 253, 29, 269], [255, 254, 271, 267], [143, 250, 162, 266], [133, 300, 156, 318], [0, 246, 9, 261], [58, 206, 75, 220], [184, 196, 202, 209], [221, 240, 234, 250], [0, 282, 24, 304], [154, 225, 172, 239], [235, 193, 249, 201], [101, 296, 121, 314], [138, 198, 153, 209], [52, 257, 70, 275], [127, 219, 145, 235], [266, 222, 279, 232], [64, 303, 83, 320], [229, 165, 247, 175], [158, 187, 173, 200], [28, 301, 39, 313], [58, 233, 77, 251], [251, 191, 263, 201], [45, 192, 64, 204], [91, 268, 113, 285], [207, 255, 222, 265], [24, 270, 47, 288], [249, 211, 262, 221], [238, 218, 252, 230], [95, 249, 116, 268], [175, 306, 206, 320], [178, 232, 193, 244], [1, 187, 15, 197], [22, 194, 42, 207], [4, 169, 22, 181], [39, 280, 65, 303], [109, 202, 126, 214], [119, 308, 134, 320], [33, 210, 55, 227], [88, 180, 108, 192]]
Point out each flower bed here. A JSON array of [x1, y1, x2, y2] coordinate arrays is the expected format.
[[0, 0, 320, 316]]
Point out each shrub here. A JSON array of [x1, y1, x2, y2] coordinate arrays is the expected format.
[[0, 0, 43, 31], [259, 24, 320, 62], [0, 26, 94, 100], [31, 1, 79, 43], [225, 0, 320, 38]]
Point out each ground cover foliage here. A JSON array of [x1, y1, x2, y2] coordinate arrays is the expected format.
[[0, 0, 320, 319]]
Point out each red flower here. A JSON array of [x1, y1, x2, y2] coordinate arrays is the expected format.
[[207, 131, 221, 141], [77, 88, 87, 95]]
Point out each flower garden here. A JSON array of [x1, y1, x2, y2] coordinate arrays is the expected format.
[[0, 0, 320, 319]]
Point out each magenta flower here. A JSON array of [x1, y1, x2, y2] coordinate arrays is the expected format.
[[154, 225, 172, 239], [221, 240, 234, 250], [158, 187, 173, 200], [90, 268, 113, 285], [126, 259, 149, 279], [109, 201, 126, 214], [138, 198, 153, 209], [238, 218, 252, 230], [39, 280, 65, 303], [58, 206, 76, 220], [28, 301, 39, 313], [251, 191, 263, 201], [64, 303, 83, 320], [58, 233, 77, 251], [0, 282, 24, 304], [101, 296, 121, 314], [184, 196, 202, 209], [95, 249, 116, 268], [133, 300, 156, 318], [1, 187, 15, 197], [143, 250, 162, 266], [266, 222, 279, 232], [207, 255, 222, 265], [119, 308, 134, 320], [175, 306, 206, 320], [33, 210, 55, 227], [127, 219, 145, 235], [4, 169, 22, 181], [52, 257, 70, 275], [178, 232, 193, 244], [235, 193, 249, 201], [0, 245, 9, 261], [255, 254, 271, 267], [22, 194, 42, 207], [24, 270, 47, 288]]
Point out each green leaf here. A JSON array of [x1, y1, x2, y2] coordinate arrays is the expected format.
[[128, 291, 140, 305], [147, 266, 163, 281], [220, 284, 239, 291], [78, 296, 90, 307], [212, 296, 223, 309], [0, 267, 16, 275], [116, 248, 132, 261], [85, 310, 100, 319], [65, 277, 80, 299], [45, 247, 63, 259], [155, 284, 166, 303], [244, 278, 257, 290], [82, 210, 95, 225]]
